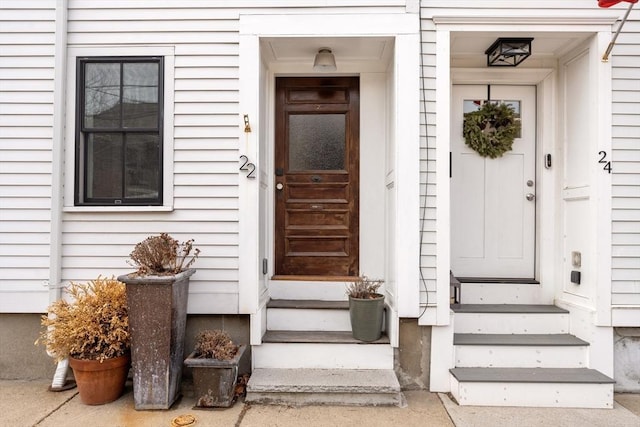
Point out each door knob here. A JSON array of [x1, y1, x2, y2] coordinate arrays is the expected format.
[[276, 183, 284, 191], [526, 193, 535, 201]]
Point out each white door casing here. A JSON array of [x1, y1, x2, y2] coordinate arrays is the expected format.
[[239, 13, 420, 347], [451, 85, 536, 279]]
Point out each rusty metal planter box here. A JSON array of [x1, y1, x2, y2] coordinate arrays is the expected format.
[[184, 345, 246, 408], [118, 268, 195, 410]]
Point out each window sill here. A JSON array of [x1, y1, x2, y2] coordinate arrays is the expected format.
[[63, 205, 174, 213]]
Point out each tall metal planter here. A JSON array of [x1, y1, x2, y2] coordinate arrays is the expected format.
[[118, 268, 195, 410], [348, 294, 385, 342]]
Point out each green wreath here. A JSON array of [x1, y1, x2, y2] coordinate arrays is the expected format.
[[463, 102, 520, 158]]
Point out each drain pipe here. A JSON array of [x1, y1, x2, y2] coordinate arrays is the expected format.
[[48, 0, 69, 390]]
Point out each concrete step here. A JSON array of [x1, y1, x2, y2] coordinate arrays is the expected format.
[[267, 299, 351, 331], [449, 367, 615, 408], [253, 340, 393, 369], [451, 304, 569, 334], [246, 368, 403, 406], [454, 334, 589, 368]]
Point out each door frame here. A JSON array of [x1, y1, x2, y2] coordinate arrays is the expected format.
[[430, 17, 615, 393], [431, 22, 615, 330], [238, 13, 421, 346], [449, 73, 552, 292]]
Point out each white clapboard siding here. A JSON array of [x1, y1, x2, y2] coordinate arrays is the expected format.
[[4, 1, 638, 318], [0, 0, 55, 312], [611, 8, 640, 313], [56, 1, 408, 315]]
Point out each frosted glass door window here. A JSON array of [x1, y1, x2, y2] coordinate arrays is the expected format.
[[288, 114, 346, 171]]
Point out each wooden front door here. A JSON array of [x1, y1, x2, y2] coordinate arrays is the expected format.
[[274, 77, 359, 277]]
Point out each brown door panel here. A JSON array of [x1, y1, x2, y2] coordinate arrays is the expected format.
[[286, 183, 349, 203], [286, 210, 350, 228]]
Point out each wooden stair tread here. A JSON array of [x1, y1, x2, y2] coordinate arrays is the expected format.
[[454, 333, 589, 346], [451, 304, 569, 314], [450, 368, 615, 384], [262, 330, 390, 344], [456, 277, 540, 284]]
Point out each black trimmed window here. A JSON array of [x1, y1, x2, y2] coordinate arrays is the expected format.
[[76, 57, 163, 206]]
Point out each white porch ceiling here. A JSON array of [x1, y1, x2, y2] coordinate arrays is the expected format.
[[262, 37, 394, 67], [451, 31, 592, 60], [263, 31, 592, 66]]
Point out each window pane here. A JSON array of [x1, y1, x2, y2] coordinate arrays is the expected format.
[[503, 100, 522, 138], [84, 63, 121, 128], [289, 114, 345, 171], [86, 133, 123, 199], [125, 134, 160, 199], [463, 99, 482, 114], [123, 63, 159, 128]]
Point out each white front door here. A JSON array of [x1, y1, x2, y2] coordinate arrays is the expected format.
[[451, 85, 536, 279]]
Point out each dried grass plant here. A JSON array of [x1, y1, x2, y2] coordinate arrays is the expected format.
[[346, 275, 384, 299], [128, 233, 200, 276], [36, 276, 129, 362], [193, 330, 238, 360]]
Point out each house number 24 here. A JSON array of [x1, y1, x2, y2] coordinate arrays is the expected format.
[[239, 155, 256, 179], [598, 151, 612, 174]]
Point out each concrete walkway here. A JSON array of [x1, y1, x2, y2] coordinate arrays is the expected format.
[[1, 380, 638, 427]]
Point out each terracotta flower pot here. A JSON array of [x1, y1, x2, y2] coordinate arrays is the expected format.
[[69, 353, 130, 405]]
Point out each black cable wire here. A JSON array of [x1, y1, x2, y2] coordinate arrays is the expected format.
[[418, 3, 431, 319]]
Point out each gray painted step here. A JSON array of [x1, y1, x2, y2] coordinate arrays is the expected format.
[[454, 333, 589, 346], [246, 368, 403, 406], [267, 299, 349, 310], [263, 330, 390, 344], [450, 368, 615, 384], [456, 277, 540, 284], [451, 304, 568, 314]]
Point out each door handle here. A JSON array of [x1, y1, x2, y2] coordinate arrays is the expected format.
[[276, 183, 284, 191], [526, 193, 535, 201]]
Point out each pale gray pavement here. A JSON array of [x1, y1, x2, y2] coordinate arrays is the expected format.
[[1, 380, 638, 427]]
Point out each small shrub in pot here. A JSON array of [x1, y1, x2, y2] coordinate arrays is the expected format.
[[36, 276, 130, 405], [184, 329, 246, 408], [346, 276, 385, 342]]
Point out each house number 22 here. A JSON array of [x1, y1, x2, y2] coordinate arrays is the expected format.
[[598, 151, 612, 174], [239, 155, 256, 179]]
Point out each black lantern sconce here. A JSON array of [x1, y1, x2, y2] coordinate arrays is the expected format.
[[485, 38, 534, 67]]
